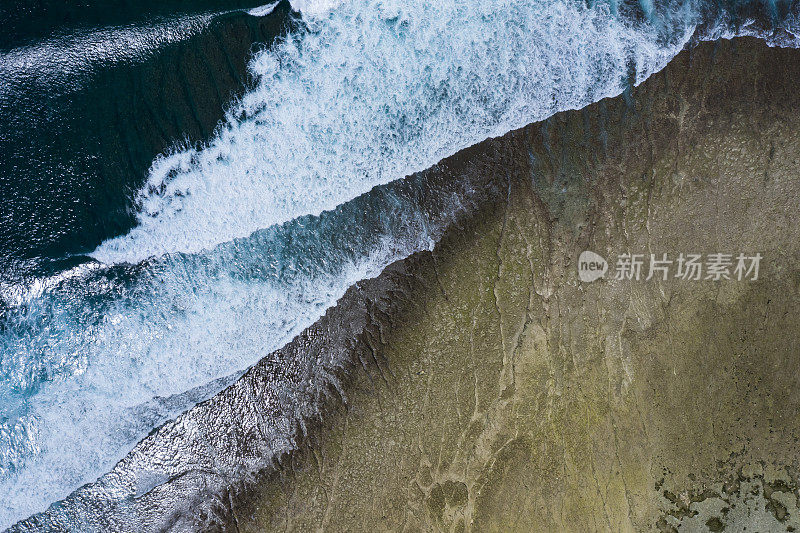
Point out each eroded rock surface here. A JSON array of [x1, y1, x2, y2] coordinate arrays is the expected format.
[[229, 38, 800, 531]]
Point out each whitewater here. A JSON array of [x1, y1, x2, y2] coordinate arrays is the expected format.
[[91, 0, 701, 264], [2, 0, 799, 529]]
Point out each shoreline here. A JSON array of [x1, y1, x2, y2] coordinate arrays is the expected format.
[[232, 36, 800, 531], [13, 35, 800, 531]]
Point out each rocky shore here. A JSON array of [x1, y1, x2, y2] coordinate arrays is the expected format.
[[227, 37, 800, 531], [14, 36, 800, 532]]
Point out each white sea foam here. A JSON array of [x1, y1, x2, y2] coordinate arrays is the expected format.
[[92, 0, 701, 264], [287, 0, 342, 17], [0, 156, 471, 528], [0, 220, 440, 528], [248, 1, 282, 17]]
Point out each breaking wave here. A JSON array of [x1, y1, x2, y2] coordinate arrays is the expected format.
[[0, 169, 477, 528], [92, 0, 713, 264], [2, 0, 799, 529]]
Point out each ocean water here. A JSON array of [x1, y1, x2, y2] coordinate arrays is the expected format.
[[0, 1, 299, 267], [1, 0, 798, 529]]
